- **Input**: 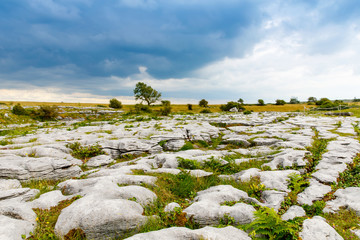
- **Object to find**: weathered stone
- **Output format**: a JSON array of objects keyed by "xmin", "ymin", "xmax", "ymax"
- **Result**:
[
  {"xmin": 86, "ymin": 155, "xmax": 113, "ymax": 167},
  {"xmin": 55, "ymin": 195, "xmax": 148, "ymax": 239},
  {"xmin": 299, "ymin": 216, "xmax": 343, "ymax": 240},
  {"xmin": 31, "ymin": 190, "xmax": 71, "ymax": 210},
  {"xmin": 261, "ymin": 190, "xmax": 287, "ymax": 211},
  {"xmin": 263, "ymin": 149, "xmax": 308, "ymax": 170},
  {"xmin": 0, "ymin": 179, "xmax": 21, "ymax": 191},
  {"xmin": 297, "ymin": 179, "xmax": 332, "ymax": 205},
  {"xmin": 323, "ymin": 187, "xmax": 360, "ymax": 215},
  {"xmin": 0, "ymin": 215, "xmax": 35, "ymax": 240},
  {"xmin": 164, "ymin": 202, "xmax": 181, "ymax": 213},
  {"xmin": 125, "ymin": 226, "xmax": 251, "ymax": 240},
  {"xmin": 281, "ymin": 205, "xmax": 306, "ymax": 220}
]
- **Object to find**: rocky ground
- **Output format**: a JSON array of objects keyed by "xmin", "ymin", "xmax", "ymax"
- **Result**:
[{"xmin": 0, "ymin": 111, "xmax": 359, "ymax": 239}]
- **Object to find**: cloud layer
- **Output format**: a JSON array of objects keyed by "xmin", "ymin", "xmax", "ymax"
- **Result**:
[{"xmin": 0, "ymin": 0, "xmax": 359, "ymax": 103}]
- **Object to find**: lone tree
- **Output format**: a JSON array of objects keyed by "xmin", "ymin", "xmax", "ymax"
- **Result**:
[
  {"xmin": 275, "ymin": 99, "xmax": 286, "ymax": 105},
  {"xmin": 199, "ymin": 99, "xmax": 208, "ymax": 108},
  {"xmin": 289, "ymin": 97, "xmax": 300, "ymax": 104},
  {"xmin": 134, "ymin": 82, "xmax": 161, "ymax": 106}
]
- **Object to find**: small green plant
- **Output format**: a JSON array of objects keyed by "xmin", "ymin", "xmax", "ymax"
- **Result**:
[
  {"xmin": 243, "ymin": 110, "xmax": 252, "ymax": 115},
  {"xmin": 219, "ymin": 214, "xmax": 236, "ymax": 226},
  {"xmin": 334, "ymin": 154, "xmax": 360, "ymax": 188},
  {"xmin": 22, "ymin": 179, "xmax": 61, "ymax": 199},
  {"xmin": 302, "ymin": 200, "xmax": 326, "ymax": 217},
  {"xmin": 244, "ymin": 207, "xmax": 299, "ymax": 240},
  {"xmin": 66, "ymin": 142, "xmax": 105, "ymax": 162},
  {"xmin": 26, "ymin": 196, "xmax": 83, "ymax": 240},
  {"xmin": 287, "ymin": 173, "xmax": 309, "ymax": 194},
  {"xmin": 177, "ymin": 157, "xmax": 201, "ymax": 170},
  {"xmin": 305, "ymin": 129, "xmax": 331, "ymax": 173},
  {"xmin": 12, "ymin": 103, "xmax": 28, "ymax": 115},
  {"xmin": 335, "ymin": 121, "xmax": 342, "ymax": 128},
  {"xmin": 0, "ymin": 138, "xmax": 13, "ymax": 146},
  {"xmin": 179, "ymin": 142, "xmax": 194, "ymax": 151},
  {"xmin": 248, "ymin": 182, "xmax": 266, "ymax": 199},
  {"xmin": 323, "ymin": 208, "xmax": 360, "ymax": 240}
]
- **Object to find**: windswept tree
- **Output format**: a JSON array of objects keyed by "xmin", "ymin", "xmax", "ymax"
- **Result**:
[
  {"xmin": 238, "ymin": 98, "xmax": 244, "ymax": 104},
  {"xmin": 133, "ymin": 82, "xmax": 161, "ymax": 106}
]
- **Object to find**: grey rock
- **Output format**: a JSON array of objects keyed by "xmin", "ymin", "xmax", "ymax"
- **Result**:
[
  {"xmin": 281, "ymin": 205, "xmax": 306, "ymax": 220},
  {"xmin": 0, "ymin": 188, "xmax": 39, "ymax": 202},
  {"xmin": 261, "ymin": 190, "xmax": 287, "ymax": 211},
  {"xmin": 0, "ymin": 201, "xmax": 36, "ymax": 225},
  {"xmin": 164, "ymin": 202, "xmax": 181, "ymax": 213},
  {"xmin": 163, "ymin": 140, "xmax": 185, "ymax": 151},
  {"xmin": 234, "ymin": 168, "xmax": 261, "ymax": 182},
  {"xmin": 0, "ymin": 179, "xmax": 21, "ymax": 191},
  {"xmin": 299, "ymin": 216, "xmax": 343, "ymax": 240},
  {"xmin": 86, "ymin": 155, "xmax": 113, "ymax": 167},
  {"xmin": 263, "ymin": 149, "xmax": 308, "ymax": 170},
  {"xmin": 0, "ymin": 215, "xmax": 35, "ymax": 240},
  {"xmin": 259, "ymin": 170, "xmax": 299, "ymax": 192},
  {"xmin": 252, "ymin": 138, "xmax": 281, "ymax": 146},
  {"xmin": 125, "ymin": 226, "xmax": 251, "ymax": 240},
  {"xmin": 297, "ymin": 179, "xmax": 332, "ymax": 205},
  {"xmin": 323, "ymin": 187, "xmax": 360, "ymax": 215},
  {"xmin": 31, "ymin": 190, "xmax": 71, "ymax": 210},
  {"xmin": 55, "ymin": 195, "xmax": 148, "ymax": 239}
]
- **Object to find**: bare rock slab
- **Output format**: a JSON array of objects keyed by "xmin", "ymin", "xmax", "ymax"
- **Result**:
[
  {"xmin": 125, "ymin": 226, "xmax": 251, "ymax": 240},
  {"xmin": 299, "ymin": 216, "xmax": 343, "ymax": 240},
  {"xmin": 55, "ymin": 195, "xmax": 148, "ymax": 240}
]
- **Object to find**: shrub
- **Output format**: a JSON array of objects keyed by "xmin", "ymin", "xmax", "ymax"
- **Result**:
[
  {"xmin": 258, "ymin": 99, "xmax": 265, "ymax": 106},
  {"xmin": 243, "ymin": 110, "xmax": 252, "ymax": 115},
  {"xmin": 199, "ymin": 99, "xmax": 208, "ymax": 108},
  {"xmin": 177, "ymin": 157, "xmax": 201, "ymax": 170},
  {"xmin": 275, "ymin": 99, "xmax": 286, "ymax": 105},
  {"xmin": 109, "ymin": 98, "xmax": 122, "ymax": 109},
  {"xmin": 303, "ymin": 200, "xmax": 326, "ymax": 217},
  {"xmin": 289, "ymin": 97, "xmax": 300, "ymax": 104},
  {"xmin": 66, "ymin": 142, "xmax": 105, "ymax": 162},
  {"xmin": 31, "ymin": 106, "xmax": 59, "ymax": 121},
  {"xmin": 179, "ymin": 142, "xmax": 194, "ymax": 151},
  {"xmin": 134, "ymin": 103, "xmax": 152, "ymax": 113},
  {"xmin": 12, "ymin": 103, "xmax": 28, "ymax": 115},
  {"xmin": 220, "ymin": 101, "xmax": 245, "ymax": 112},
  {"xmin": 187, "ymin": 104, "xmax": 193, "ymax": 110},
  {"xmin": 200, "ymin": 109, "xmax": 212, "ymax": 113},
  {"xmin": 160, "ymin": 100, "xmax": 171, "ymax": 116}
]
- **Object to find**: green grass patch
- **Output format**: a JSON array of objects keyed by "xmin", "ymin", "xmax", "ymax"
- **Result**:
[
  {"xmin": 22, "ymin": 179, "xmax": 62, "ymax": 199},
  {"xmin": 26, "ymin": 196, "xmax": 83, "ymax": 240},
  {"xmin": 66, "ymin": 142, "xmax": 105, "ymax": 163},
  {"xmin": 323, "ymin": 208, "xmax": 360, "ymax": 240}
]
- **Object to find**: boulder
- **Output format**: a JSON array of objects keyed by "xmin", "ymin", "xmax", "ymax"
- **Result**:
[
  {"xmin": 297, "ymin": 179, "xmax": 332, "ymax": 206},
  {"xmin": 281, "ymin": 205, "xmax": 306, "ymax": 220},
  {"xmin": 0, "ymin": 215, "xmax": 35, "ymax": 240},
  {"xmin": 323, "ymin": 187, "xmax": 360, "ymax": 215},
  {"xmin": 125, "ymin": 226, "xmax": 251, "ymax": 240},
  {"xmin": 55, "ymin": 195, "xmax": 148, "ymax": 239},
  {"xmin": 31, "ymin": 190, "xmax": 71, "ymax": 210},
  {"xmin": 299, "ymin": 216, "xmax": 343, "ymax": 240},
  {"xmin": 261, "ymin": 190, "xmax": 287, "ymax": 211}
]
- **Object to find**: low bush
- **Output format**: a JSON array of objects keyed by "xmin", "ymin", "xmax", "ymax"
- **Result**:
[
  {"xmin": 66, "ymin": 142, "xmax": 105, "ymax": 162},
  {"xmin": 244, "ymin": 206, "xmax": 299, "ymax": 239},
  {"xmin": 134, "ymin": 103, "xmax": 152, "ymax": 113},
  {"xmin": 275, "ymin": 99, "xmax": 286, "ymax": 105},
  {"xmin": 109, "ymin": 98, "xmax": 122, "ymax": 109},
  {"xmin": 30, "ymin": 106, "xmax": 59, "ymax": 121},
  {"xmin": 220, "ymin": 101, "xmax": 245, "ymax": 112},
  {"xmin": 200, "ymin": 109, "xmax": 212, "ymax": 113},
  {"xmin": 187, "ymin": 104, "xmax": 193, "ymax": 110},
  {"xmin": 12, "ymin": 103, "xmax": 28, "ymax": 115},
  {"xmin": 160, "ymin": 100, "xmax": 171, "ymax": 116}
]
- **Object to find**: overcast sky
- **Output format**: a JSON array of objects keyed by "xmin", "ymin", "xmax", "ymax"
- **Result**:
[{"xmin": 0, "ymin": 0, "xmax": 360, "ymax": 104}]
